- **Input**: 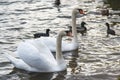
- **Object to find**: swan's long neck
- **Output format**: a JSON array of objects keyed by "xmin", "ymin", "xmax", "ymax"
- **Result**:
[
  {"xmin": 72, "ymin": 9, "xmax": 78, "ymax": 43},
  {"xmin": 56, "ymin": 32, "xmax": 63, "ymax": 62}
]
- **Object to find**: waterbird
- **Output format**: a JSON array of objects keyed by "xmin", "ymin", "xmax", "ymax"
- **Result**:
[
  {"xmin": 54, "ymin": 0, "xmax": 61, "ymax": 6},
  {"xmin": 5, "ymin": 30, "xmax": 72, "ymax": 72},
  {"xmin": 105, "ymin": 23, "xmax": 116, "ymax": 37},
  {"xmin": 101, "ymin": 9, "xmax": 120, "ymax": 16},
  {"xmin": 54, "ymin": 0, "xmax": 61, "ymax": 11},
  {"xmin": 34, "ymin": 29, "xmax": 50, "ymax": 38},
  {"xmin": 69, "ymin": 21, "xmax": 87, "ymax": 36},
  {"xmin": 15, "ymin": 8, "xmax": 85, "ymax": 53},
  {"xmin": 34, "ymin": 8, "xmax": 85, "ymax": 52}
]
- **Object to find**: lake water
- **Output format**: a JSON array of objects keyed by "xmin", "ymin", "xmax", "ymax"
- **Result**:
[{"xmin": 0, "ymin": 0, "xmax": 120, "ymax": 80}]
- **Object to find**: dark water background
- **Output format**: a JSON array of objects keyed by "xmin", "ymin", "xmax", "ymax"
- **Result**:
[
  {"xmin": 107, "ymin": 0, "xmax": 120, "ymax": 10},
  {"xmin": 0, "ymin": 0, "xmax": 120, "ymax": 80}
]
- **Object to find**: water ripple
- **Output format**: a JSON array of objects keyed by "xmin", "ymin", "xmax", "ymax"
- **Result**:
[{"xmin": 1, "ymin": 0, "xmax": 120, "ymax": 80}]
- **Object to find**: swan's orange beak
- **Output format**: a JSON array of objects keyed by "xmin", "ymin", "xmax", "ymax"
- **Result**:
[
  {"xmin": 78, "ymin": 9, "xmax": 85, "ymax": 14},
  {"xmin": 79, "ymin": 10, "xmax": 85, "ymax": 14}
]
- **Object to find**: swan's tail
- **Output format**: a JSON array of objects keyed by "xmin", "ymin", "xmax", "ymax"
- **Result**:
[
  {"xmin": 4, "ymin": 53, "xmax": 18, "ymax": 65},
  {"xmin": 4, "ymin": 53, "xmax": 35, "ymax": 72}
]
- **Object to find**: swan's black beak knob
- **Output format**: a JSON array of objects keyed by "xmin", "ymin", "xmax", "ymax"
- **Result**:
[
  {"xmin": 65, "ymin": 31, "xmax": 73, "ymax": 37},
  {"xmin": 78, "ymin": 9, "xmax": 85, "ymax": 14}
]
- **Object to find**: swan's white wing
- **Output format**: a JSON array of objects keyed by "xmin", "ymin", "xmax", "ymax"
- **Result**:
[
  {"xmin": 39, "ymin": 37, "xmax": 77, "ymax": 52},
  {"xmin": 40, "ymin": 37, "xmax": 57, "ymax": 52},
  {"xmin": 61, "ymin": 41, "xmax": 78, "ymax": 51},
  {"xmin": 17, "ymin": 40, "xmax": 58, "ymax": 72},
  {"xmin": 4, "ymin": 53, "xmax": 39, "ymax": 72},
  {"xmin": 40, "ymin": 37, "xmax": 70, "ymax": 52}
]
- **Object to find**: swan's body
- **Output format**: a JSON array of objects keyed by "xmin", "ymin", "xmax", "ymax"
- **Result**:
[
  {"xmin": 38, "ymin": 37, "xmax": 78, "ymax": 52},
  {"xmin": 31, "ymin": 8, "xmax": 84, "ymax": 52},
  {"xmin": 5, "ymin": 30, "xmax": 71, "ymax": 72}
]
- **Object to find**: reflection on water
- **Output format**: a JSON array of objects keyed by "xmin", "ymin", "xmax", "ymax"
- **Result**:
[
  {"xmin": 67, "ymin": 50, "xmax": 79, "ymax": 75},
  {"xmin": 69, "ymin": 57, "xmax": 78, "ymax": 74},
  {"xmin": 28, "ymin": 73, "xmax": 53, "ymax": 80},
  {"xmin": 1, "ymin": 0, "xmax": 120, "ymax": 80},
  {"xmin": 1, "ymin": 68, "xmax": 54, "ymax": 80},
  {"xmin": 52, "ymin": 70, "xmax": 67, "ymax": 80},
  {"xmin": 0, "ymin": 68, "xmax": 67, "ymax": 80}
]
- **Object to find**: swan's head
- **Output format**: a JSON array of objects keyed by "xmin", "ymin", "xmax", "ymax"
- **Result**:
[
  {"xmin": 59, "ymin": 30, "xmax": 72, "ymax": 37},
  {"xmin": 72, "ymin": 8, "xmax": 85, "ymax": 16}
]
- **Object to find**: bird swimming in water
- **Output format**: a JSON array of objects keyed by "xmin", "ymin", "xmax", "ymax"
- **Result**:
[
  {"xmin": 101, "ymin": 9, "xmax": 109, "ymax": 16},
  {"xmin": 34, "ymin": 29, "xmax": 50, "ymax": 38},
  {"xmin": 105, "ymin": 23, "xmax": 116, "ymax": 37},
  {"xmin": 54, "ymin": 0, "xmax": 61, "ymax": 6},
  {"xmin": 54, "ymin": 0, "xmax": 61, "ymax": 11},
  {"xmin": 77, "ymin": 21, "xmax": 87, "ymax": 36},
  {"xmin": 69, "ymin": 21, "xmax": 87, "ymax": 36},
  {"xmin": 101, "ymin": 9, "xmax": 120, "ymax": 16}
]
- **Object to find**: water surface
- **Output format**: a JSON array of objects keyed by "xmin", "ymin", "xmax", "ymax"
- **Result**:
[{"xmin": 0, "ymin": 0, "xmax": 120, "ymax": 80}]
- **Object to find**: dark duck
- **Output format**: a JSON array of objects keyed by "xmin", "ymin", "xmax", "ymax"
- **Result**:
[
  {"xmin": 101, "ymin": 9, "xmax": 109, "ymax": 16},
  {"xmin": 101, "ymin": 9, "xmax": 120, "ymax": 16},
  {"xmin": 105, "ymin": 23, "xmax": 116, "ymax": 37},
  {"xmin": 34, "ymin": 29, "xmax": 50, "ymax": 38},
  {"xmin": 54, "ymin": 0, "xmax": 61, "ymax": 6},
  {"xmin": 54, "ymin": 0, "xmax": 61, "ymax": 11},
  {"xmin": 69, "ymin": 21, "xmax": 87, "ymax": 36},
  {"xmin": 77, "ymin": 21, "xmax": 87, "ymax": 36}
]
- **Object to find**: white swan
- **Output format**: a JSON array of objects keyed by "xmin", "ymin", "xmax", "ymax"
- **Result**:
[
  {"xmin": 5, "ymin": 30, "xmax": 71, "ymax": 72},
  {"xmin": 28, "ymin": 8, "xmax": 84, "ymax": 52}
]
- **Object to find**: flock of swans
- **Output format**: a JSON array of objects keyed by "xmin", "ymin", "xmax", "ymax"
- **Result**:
[{"xmin": 5, "ymin": 8, "xmax": 85, "ymax": 72}]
